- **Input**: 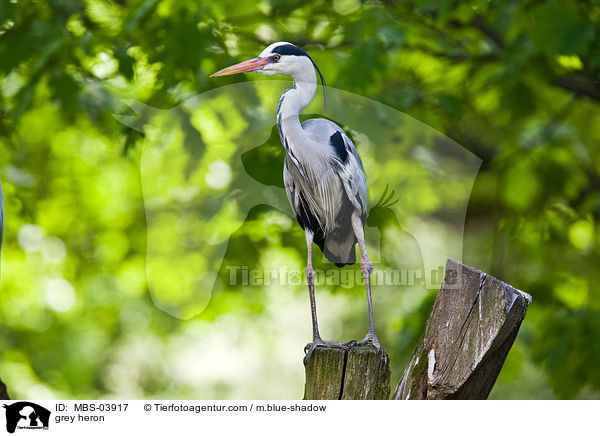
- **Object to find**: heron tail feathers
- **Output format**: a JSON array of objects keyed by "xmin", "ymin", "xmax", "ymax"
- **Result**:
[{"xmin": 317, "ymin": 231, "xmax": 357, "ymax": 267}]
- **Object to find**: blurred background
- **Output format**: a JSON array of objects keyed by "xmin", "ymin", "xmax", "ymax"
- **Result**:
[{"xmin": 0, "ymin": 0, "xmax": 599, "ymax": 399}]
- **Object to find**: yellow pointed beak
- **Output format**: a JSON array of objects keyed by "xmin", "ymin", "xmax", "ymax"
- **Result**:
[{"xmin": 210, "ymin": 57, "xmax": 270, "ymax": 77}]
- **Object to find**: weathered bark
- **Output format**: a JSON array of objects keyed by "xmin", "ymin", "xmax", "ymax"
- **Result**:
[
  {"xmin": 304, "ymin": 345, "xmax": 390, "ymax": 400},
  {"xmin": 394, "ymin": 258, "xmax": 532, "ymax": 399}
]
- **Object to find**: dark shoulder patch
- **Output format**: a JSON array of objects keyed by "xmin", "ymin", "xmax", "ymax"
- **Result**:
[
  {"xmin": 329, "ymin": 131, "xmax": 348, "ymax": 163},
  {"xmin": 272, "ymin": 44, "xmax": 309, "ymax": 57}
]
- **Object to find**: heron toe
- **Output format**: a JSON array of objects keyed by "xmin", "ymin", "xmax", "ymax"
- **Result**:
[
  {"xmin": 355, "ymin": 332, "xmax": 382, "ymax": 351},
  {"xmin": 303, "ymin": 338, "xmax": 352, "ymax": 365}
]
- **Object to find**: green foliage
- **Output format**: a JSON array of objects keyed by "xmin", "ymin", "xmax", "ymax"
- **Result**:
[{"xmin": 0, "ymin": 0, "xmax": 599, "ymax": 399}]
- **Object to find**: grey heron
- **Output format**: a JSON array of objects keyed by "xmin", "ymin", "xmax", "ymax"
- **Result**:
[{"xmin": 211, "ymin": 42, "xmax": 381, "ymax": 363}]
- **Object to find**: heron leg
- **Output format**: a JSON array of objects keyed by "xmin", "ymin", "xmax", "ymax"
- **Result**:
[
  {"xmin": 304, "ymin": 229, "xmax": 349, "ymax": 365},
  {"xmin": 351, "ymin": 212, "xmax": 382, "ymax": 351},
  {"xmin": 305, "ymin": 229, "xmax": 320, "ymax": 342}
]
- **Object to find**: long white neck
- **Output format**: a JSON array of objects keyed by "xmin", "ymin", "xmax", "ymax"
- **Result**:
[{"xmin": 276, "ymin": 66, "xmax": 317, "ymax": 152}]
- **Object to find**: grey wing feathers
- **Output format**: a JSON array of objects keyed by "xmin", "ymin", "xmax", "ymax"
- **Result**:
[
  {"xmin": 340, "ymin": 134, "xmax": 368, "ymax": 223},
  {"xmin": 302, "ymin": 118, "xmax": 368, "ymax": 222},
  {"xmin": 283, "ymin": 160, "xmax": 297, "ymax": 217}
]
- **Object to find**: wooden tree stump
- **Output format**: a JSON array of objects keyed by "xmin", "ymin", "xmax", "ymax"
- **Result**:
[
  {"xmin": 393, "ymin": 258, "xmax": 532, "ymax": 399},
  {"xmin": 304, "ymin": 345, "xmax": 390, "ymax": 400}
]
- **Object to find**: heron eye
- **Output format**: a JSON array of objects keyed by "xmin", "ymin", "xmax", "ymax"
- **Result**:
[{"xmin": 272, "ymin": 55, "xmax": 281, "ymax": 62}]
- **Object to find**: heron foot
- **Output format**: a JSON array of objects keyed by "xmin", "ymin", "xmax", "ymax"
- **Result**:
[
  {"xmin": 355, "ymin": 332, "xmax": 382, "ymax": 352},
  {"xmin": 304, "ymin": 338, "xmax": 351, "ymax": 365}
]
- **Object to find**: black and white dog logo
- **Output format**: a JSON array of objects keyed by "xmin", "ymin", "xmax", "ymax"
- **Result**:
[{"xmin": 3, "ymin": 402, "xmax": 50, "ymax": 433}]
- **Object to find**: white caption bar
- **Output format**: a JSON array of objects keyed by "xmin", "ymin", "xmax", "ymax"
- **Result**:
[{"xmin": 0, "ymin": 400, "xmax": 594, "ymax": 435}]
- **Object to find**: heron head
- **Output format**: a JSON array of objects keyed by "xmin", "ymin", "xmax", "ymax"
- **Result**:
[{"xmin": 210, "ymin": 42, "xmax": 326, "ymax": 87}]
